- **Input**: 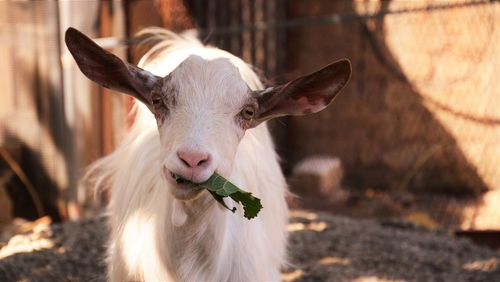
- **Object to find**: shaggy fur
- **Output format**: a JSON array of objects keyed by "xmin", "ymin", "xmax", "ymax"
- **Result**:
[
  {"xmin": 87, "ymin": 30, "xmax": 288, "ymax": 281},
  {"xmin": 69, "ymin": 25, "xmax": 351, "ymax": 281}
]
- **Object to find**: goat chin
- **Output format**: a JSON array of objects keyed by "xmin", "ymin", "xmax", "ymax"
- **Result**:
[
  {"xmin": 85, "ymin": 28, "xmax": 288, "ymax": 282},
  {"xmin": 171, "ymin": 200, "xmax": 188, "ymax": 227}
]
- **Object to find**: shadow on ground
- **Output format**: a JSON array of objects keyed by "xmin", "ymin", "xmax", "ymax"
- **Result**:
[{"xmin": 1, "ymin": 212, "xmax": 499, "ymax": 282}]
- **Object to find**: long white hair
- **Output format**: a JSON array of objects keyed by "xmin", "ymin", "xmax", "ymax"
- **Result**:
[
  {"xmin": 68, "ymin": 22, "xmax": 350, "ymax": 280},
  {"xmin": 85, "ymin": 28, "xmax": 289, "ymax": 282}
]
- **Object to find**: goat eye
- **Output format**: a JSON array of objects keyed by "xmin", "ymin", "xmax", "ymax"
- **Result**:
[
  {"xmin": 151, "ymin": 95, "xmax": 163, "ymax": 106},
  {"xmin": 241, "ymin": 106, "xmax": 255, "ymax": 120}
]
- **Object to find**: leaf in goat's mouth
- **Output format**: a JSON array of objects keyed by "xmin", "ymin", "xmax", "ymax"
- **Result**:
[
  {"xmin": 173, "ymin": 173, "xmax": 263, "ymax": 220},
  {"xmin": 173, "ymin": 173, "xmax": 189, "ymax": 184}
]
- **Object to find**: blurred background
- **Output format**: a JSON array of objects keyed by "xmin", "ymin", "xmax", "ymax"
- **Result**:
[{"xmin": 0, "ymin": 0, "xmax": 498, "ymax": 245}]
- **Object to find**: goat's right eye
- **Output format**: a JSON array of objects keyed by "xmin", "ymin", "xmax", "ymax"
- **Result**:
[{"xmin": 151, "ymin": 95, "xmax": 163, "ymax": 106}]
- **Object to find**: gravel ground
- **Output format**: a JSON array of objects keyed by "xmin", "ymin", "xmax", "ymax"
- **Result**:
[{"xmin": 0, "ymin": 211, "xmax": 499, "ymax": 282}]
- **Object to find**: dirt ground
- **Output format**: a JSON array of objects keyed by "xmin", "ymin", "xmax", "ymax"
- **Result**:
[{"xmin": 0, "ymin": 211, "xmax": 499, "ymax": 282}]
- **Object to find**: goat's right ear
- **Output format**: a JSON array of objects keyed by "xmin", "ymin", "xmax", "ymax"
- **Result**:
[{"xmin": 65, "ymin": 27, "xmax": 159, "ymax": 104}]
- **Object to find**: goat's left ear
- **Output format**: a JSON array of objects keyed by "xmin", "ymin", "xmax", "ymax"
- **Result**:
[{"xmin": 253, "ymin": 59, "xmax": 351, "ymax": 125}]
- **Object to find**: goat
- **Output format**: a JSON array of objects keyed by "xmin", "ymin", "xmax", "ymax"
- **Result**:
[{"xmin": 65, "ymin": 27, "xmax": 351, "ymax": 282}]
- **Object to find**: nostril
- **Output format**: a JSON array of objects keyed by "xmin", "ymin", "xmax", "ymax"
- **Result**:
[{"xmin": 180, "ymin": 158, "xmax": 190, "ymax": 168}]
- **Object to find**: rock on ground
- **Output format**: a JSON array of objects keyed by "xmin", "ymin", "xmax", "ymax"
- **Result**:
[{"xmin": 0, "ymin": 211, "xmax": 499, "ymax": 282}]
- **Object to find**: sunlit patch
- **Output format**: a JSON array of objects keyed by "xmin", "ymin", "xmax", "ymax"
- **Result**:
[
  {"xmin": 289, "ymin": 210, "xmax": 318, "ymax": 220},
  {"xmin": 351, "ymin": 276, "xmax": 405, "ymax": 282},
  {"xmin": 281, "ymin": 269, "xmax": 304, "ymax": 282},
  {"xmin": 463, "ymin": 258, "xmax": 499, "ymax": 272},
  {"xmin": 121, "ymin": 210, "xmax": 164, "ymax": 277},
  {"xmin": 318, "ymin": 256, "xmax": 352, "ymax": 266},
  {"xmin": 0, "ymin": 236, "xmax": 54, "ymax": 259},
  {"xmin": 404, "ymin": 212, "xmax": 438, "ymax": 230},
  {"xmin": 287, "ymin": 221, "xmax": 328, "ymax": 232}
]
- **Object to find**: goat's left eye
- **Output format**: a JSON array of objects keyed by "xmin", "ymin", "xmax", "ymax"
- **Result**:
[{"xmin": 241, "ymin": 106, "xmax": 255, "ymax": 120}]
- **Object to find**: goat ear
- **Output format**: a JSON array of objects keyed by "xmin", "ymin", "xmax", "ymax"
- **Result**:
[
  {"xmin": 253, "ymin": 59, "xmax": 351, "ymax": 124},
  {"xmin": 65, "ymin": 27, "xmax": 159, "ymax": 104}
]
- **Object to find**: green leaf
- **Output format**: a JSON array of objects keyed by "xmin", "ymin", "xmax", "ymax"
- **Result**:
[
  {"xmin": 174, "ymin": 173, "xmax": 263, "ymax": 220},
  {"xmin": 207, "ymin": 190, "xmax": 237, "ymax": 213},
  {"xmin": 201, "ymin": 174, "xmax": 239, "ymax": 196},
  {"xmin": 228, "ymin": 190, "xmax": 263, "ymax": 220},
  {"xmin": 173, "ymin": 174, "xmax": 187, "ymax": 184}
]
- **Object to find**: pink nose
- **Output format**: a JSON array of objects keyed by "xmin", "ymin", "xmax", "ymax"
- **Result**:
[{"xmin": 177, "ymin": 151, "xmax": 211, "ymax": 168}]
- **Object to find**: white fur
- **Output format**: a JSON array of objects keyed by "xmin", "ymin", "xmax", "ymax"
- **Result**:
[{"xmin": 86, "ymin": 29, "xmax": 288, "ymax": 282}]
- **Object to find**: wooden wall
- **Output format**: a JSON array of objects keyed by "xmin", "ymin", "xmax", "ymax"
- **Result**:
[
  {"xmin": 0, "ymin": 1, "xmax": 70, "ymax": 220},
  {"xmin": 0, "ymin": 0, "xmax": 130, "ymax": 221}
]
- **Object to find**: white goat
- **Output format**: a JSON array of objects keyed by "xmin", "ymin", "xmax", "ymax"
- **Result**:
[{"xmin": 65, "ymin": 27, "xmax": 351, "ymax": 282}]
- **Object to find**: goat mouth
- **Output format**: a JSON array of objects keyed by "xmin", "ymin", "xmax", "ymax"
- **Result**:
[
  {"xmin": 168, "ymin": 171, "xmax": 204, "ymax": 191},
  {"xmin": 165, "ymin": 171, "xmax": 205, "ymax": 200},
  {"xmin": 171, "ymin": 172, "xmax": 187, "ymax": 184}
]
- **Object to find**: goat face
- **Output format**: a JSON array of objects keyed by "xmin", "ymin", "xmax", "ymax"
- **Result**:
[
  {"xmin": 65, "ymin": 27, "xmax": 352, "ymax": 201},
  {"xmin": 152, "ymin": 56, "xmax": 253, "ymax": 199}
]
